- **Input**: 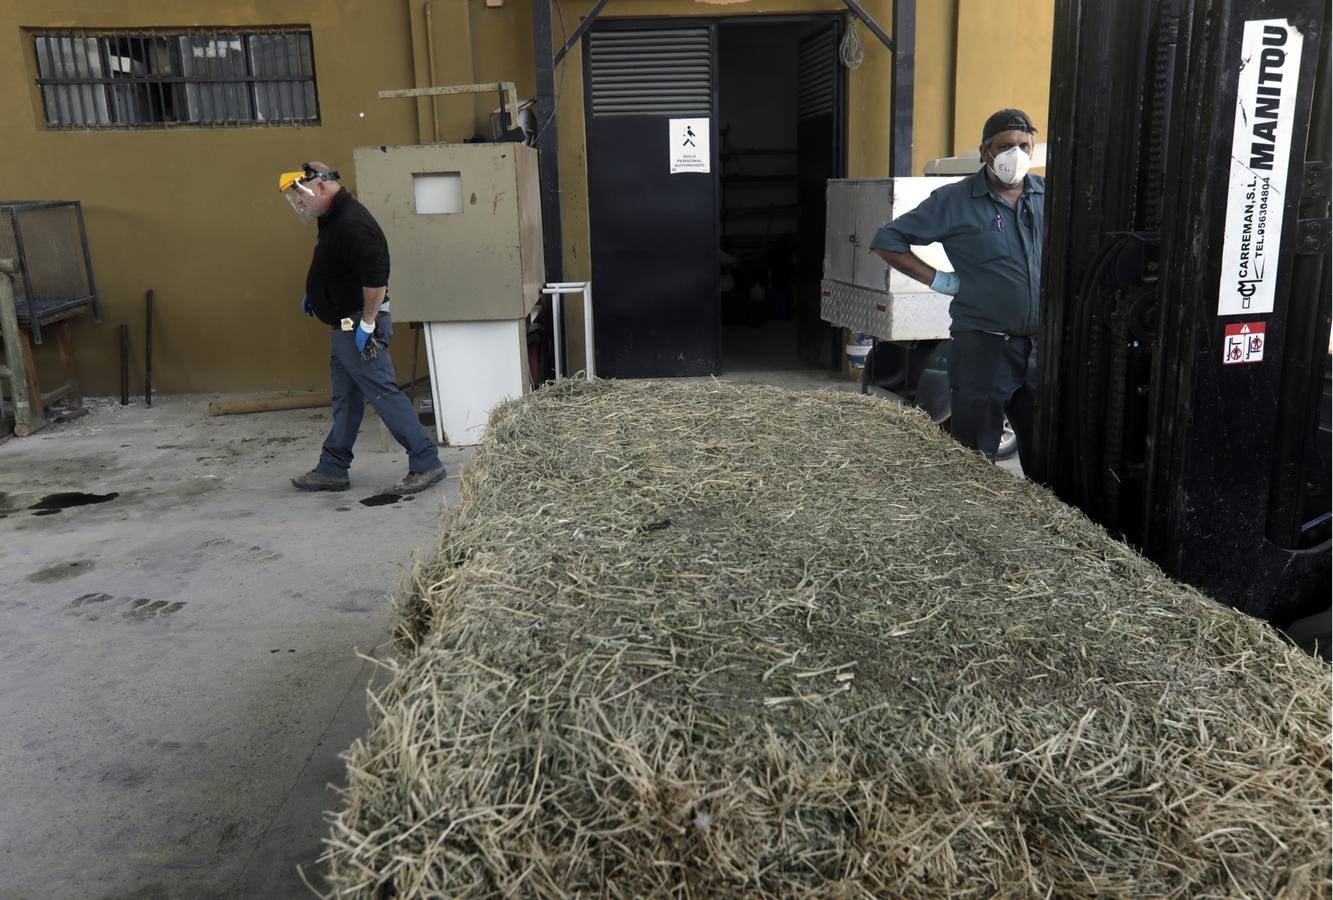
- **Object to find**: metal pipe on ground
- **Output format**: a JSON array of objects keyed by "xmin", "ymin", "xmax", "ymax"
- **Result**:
[
  {"xmin": 119, "ymin": 324, "xmax": 129, "ymax": 407},
  {"xmin": 145, "ymin": 289, "xmax": 153, "ymax": 408},
  {"xmin": 408, "ymin": 322, "xmax": 421, "ymax": 411}
]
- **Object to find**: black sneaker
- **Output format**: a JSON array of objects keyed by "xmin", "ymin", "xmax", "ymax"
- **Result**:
[
  {"xmin": 291, "ymin": 470, "xmax": 350, "ymax": 492},
  {"xmin": 393, "ymin": 465, "xmax": 447, "ymax": 494}
]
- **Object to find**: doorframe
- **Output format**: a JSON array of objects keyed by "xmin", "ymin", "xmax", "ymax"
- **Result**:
[{"xmin": 581, "ymin": 13, "xmax": 849, "ymax": 374}]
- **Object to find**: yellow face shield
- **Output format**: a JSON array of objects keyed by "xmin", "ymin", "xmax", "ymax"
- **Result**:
[{"xmin": 279, "ymin": 170, "xmax": 319, "ymax": 224}]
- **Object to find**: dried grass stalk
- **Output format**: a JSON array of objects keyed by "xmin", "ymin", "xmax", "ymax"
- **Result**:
[{"xmin": 321, "ymin": 379, "xmax": 1332, "ymax": 899}]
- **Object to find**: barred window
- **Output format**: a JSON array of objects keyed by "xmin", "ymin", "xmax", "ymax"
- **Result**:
[{"xmin": 33, "ymin": 28, "xmax": 319, "ymax": 128}]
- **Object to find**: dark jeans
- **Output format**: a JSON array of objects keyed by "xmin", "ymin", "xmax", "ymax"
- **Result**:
[
  {"xmin": 315, "ymin": 311, "xmax": 440, "ymax": 478},
  {"xmin": 948, "ymin": 331, "xmax": 1037, "ymax": 471}
]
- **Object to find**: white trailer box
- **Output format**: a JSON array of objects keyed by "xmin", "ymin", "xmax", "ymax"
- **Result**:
[{"xmin": 820, "ymin": 177, "xmax": 961, "ymax": 341}]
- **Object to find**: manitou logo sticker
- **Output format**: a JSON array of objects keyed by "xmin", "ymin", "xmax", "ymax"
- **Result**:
[
  {"xmin": 1217, "ymin": 20, "xmax": 1304, "ymax": 317},
  {"xmin": 1223, "ymin": 322, "xmax": 1266, "ymax": 365}
]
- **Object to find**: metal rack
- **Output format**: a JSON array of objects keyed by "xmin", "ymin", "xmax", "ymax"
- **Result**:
[{"xmin": 0, "ymin": 201, "xmax": 100, "ymax": 344}]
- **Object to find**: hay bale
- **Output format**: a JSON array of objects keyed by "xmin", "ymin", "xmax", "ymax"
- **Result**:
[{"xmin": 321, "ymin": 379, "xmax": 1331, "ymax": 898}]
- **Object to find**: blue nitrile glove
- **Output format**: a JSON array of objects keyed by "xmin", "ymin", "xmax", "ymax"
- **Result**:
[
  {"xmin": 930, "ymin": 270, "xmax": 961, "ymax": 296},
  {"xmin": 355, "ymin": 319, "xmax": 379, "ymax": 360},
  {"xmin": 301, "ymin": 294, "xmax": 313, "ymax": 316}
]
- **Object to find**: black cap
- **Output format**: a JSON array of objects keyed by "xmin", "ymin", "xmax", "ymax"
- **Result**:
[{"xmin": 982, "ymin": 108, "xmax": 1037, "ymax": 144}]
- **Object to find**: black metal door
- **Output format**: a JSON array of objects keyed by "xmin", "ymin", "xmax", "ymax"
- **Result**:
[
  {"xmin": 585, "ymin": 25, "xmax": 719, "ymax": 377},
  {"xmin": 795, "ymin": 22, "xmax": 844, "ymax": 368}
]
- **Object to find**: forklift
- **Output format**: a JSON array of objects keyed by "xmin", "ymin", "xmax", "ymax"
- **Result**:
[{"xmin": 1032, "ymin": 0, "xmax": 1330, "ymax": 652}]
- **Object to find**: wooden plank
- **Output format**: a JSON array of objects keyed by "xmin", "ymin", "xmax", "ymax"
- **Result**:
[
  {"xmin": 40, "ymin": 383, "xmax": 76, "ymax": 406},
  {"xmin": 379, "ymin": 81, "xmax": 520, "ymax": 129},
  {"xmin": 208, "ymin": 392, "xmax": 332, "ymax": 417},
  {"xmin": 20, "ymin": 328, "xmax": 43, "ymax": 421}
]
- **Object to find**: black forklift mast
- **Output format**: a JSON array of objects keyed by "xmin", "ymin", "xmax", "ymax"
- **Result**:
[{"xmin": 1033, "ymin": 0, "xmax": 1331, "ymax": 625}]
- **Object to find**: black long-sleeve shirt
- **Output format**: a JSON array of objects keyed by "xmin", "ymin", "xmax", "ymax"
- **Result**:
[{"xmin": 305, "ymin": 190, "xmax": 390, "ymax": 326}]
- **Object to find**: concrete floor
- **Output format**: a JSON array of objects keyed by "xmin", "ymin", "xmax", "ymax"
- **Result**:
[{"xmin": 0, "ymin": 396, "xmax": 473, "ymax": 899}]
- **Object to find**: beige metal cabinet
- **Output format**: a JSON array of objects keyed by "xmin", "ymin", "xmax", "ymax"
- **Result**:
[{"xmin": 353, "ymin": 143, "xmax": 544, "ymax": 322}]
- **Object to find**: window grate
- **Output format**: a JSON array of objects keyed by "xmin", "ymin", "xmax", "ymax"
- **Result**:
[
  {"xmin": 32, "ymin": 27, "xmax": 319, "ymax": 128},
  {"xmin": 588, "ymin": 29, "xmax": 712, "ymax": 118}
]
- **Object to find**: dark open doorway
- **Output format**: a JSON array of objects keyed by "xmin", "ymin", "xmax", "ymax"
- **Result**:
[{"xmin": 718, "ymin": 17, "xmax": 845, "ymax": 375}]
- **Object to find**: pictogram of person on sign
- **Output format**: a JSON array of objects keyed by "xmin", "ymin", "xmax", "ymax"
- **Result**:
[{"xmin": 684, "ymin": 125, "xmax": 697, "ymax": 147}]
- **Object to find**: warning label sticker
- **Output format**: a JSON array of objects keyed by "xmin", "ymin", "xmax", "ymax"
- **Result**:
[
  {"xmin": 669, "ymin": 118, "xmax": 710, "ymax": 174},
  {"xmin": 1223, "ymin": 321, "xmax": 1267, "ymax": 365}
]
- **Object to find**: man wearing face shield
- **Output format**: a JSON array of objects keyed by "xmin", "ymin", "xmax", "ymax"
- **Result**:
[
  {"xmin": 870, "ymin": 109, "xmax": 1044, "ymax": 472},
  {"xmin": 278, "ymin": 162, "xmax": 445, "ymax": 494}
]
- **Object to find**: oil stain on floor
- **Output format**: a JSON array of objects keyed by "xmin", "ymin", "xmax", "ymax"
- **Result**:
[
  {"xmin": 359, "ymin": 493, "xmax": 417, "ymax": 507},
  {"xmin": 30, "ymin": 492, "xmax": 119, "ymax": 516}
]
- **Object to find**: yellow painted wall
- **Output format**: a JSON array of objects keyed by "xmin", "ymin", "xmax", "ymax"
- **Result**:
[
  {"xmin": 1, "ymin": 0, "xmax": 426, "ymax": 397},
  {"xmin": 913, "ymin": 0, "xmax": 957, "ymax": 173},
  {"xmin": 952, "ymin": 0, "xmax": 1054, "ymax": 154},
  {"xmin": 469, "ymin": 0, "xmax": 535, "ymax": 137},
  {"xmin": 409, "ymin": 1, "xmax": 477, "ymax": 144}
]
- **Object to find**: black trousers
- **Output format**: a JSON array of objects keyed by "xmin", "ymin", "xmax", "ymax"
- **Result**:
[{"xmin": 948, "ymin": 331, "xmax": 1038, "ymax": 471}]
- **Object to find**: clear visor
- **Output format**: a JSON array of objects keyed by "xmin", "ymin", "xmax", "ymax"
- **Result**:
[{"xmin": 282, "ymin": 182, "xmax": 317, "ymax": 224}]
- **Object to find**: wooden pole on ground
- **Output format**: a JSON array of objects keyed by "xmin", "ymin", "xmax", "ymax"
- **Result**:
[{"xmin": 207, "ymin": 392, "xmax": 332, "ymax": 417}]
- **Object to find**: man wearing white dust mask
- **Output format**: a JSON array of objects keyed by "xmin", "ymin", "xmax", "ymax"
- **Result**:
[{"xmin": 870, "ymin": 109, "xmax": 1044, "ymax": 472}]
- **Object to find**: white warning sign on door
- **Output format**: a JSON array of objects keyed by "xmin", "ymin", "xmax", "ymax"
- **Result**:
[
  {"xmin": 1216, "ymin": 19, "xmax": 1304, "ymax": 317},
  {"xmin": 669, "ymin": 118, "xmax": 710, "ymax": 174},
  {"xmin": 1223, "ymin": 321, "xmax": 1266, "ymax": 365}
]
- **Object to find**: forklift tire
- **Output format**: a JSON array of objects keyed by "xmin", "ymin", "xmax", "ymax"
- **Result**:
[
  {"xmin": 1281, "ymin": 609, "xmax": 1332, "ymax": 661},
  {"xmin": 996, "ymin": 417, "xmax": 1020, "ymax": 461},
  {"xmin": 937, "ymin": 413, "xmax": 1020, "ymax": 461}
]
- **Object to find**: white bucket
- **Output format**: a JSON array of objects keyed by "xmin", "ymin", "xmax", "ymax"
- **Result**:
[{"xmin": 845, "ymin": 334, "xmax": 874, "ymax": 369}]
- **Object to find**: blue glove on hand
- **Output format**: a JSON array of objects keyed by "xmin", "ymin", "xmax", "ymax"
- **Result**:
[
  {"xmin": 930, "ymin": 270, "xmax": 961, "ymax": 296},
  {"xmin": 301, "ymin": 294, "xmax": 313, "ymax": 316},
  {"xmin": 355, "ymin": 319, "xmax": 379, "ymax": 360}
]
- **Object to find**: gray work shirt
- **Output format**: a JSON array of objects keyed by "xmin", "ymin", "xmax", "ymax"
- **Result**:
[{"xmin": 869, "ymin": 169, "xmax": 1045, "ymax": 336}]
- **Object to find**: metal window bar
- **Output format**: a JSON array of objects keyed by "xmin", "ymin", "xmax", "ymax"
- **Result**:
[
  {"xmin": 281, "ymin": 34, "xmax": 295, "ymax": 122},
  {"xmin": 32, "ymin": 27, "xmax": 319, "ymax": 128}
]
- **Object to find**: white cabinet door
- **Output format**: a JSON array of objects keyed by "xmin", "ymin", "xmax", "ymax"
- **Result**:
[
  {"xmin": 850, "ymin": 180, "xmax": 893, "ymax": 291},
  {"xmin": 822, "ymin": 180, "xmax": 856, "ymax": 284}
]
